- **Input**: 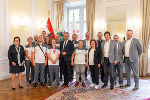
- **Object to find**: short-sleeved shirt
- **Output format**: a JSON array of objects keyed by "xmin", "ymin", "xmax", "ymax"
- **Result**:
[
  {"xmin": 74, "ymin": 47, "xmax": 88, "ymax": 64},
  {"xmin": 47, "ymin": 46, "xmax": 60, "ymax": 65},
  {"xmin": 32, "ymin": 43, "xmax": 47, "ymax": 63},
  {"xmin": 25, "ymin": 44, "xmax": 34, "ymax": 60}
]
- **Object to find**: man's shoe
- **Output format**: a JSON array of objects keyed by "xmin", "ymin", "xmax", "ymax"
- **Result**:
[
  {"xmin": 40, "ymin": 82, "xmax": 45, "ymax": 87},
  {"xmin": 47, "ymin": 83, "xmax": 52, "ymax": 87},
  {"xmin": 120, "ymin": 85, "xmax": 123, "ymax": 89},
  {"xmin": 132, "ymin": 86, "xmax": 139, "ymax": 91},
  {"xmin": 124, "ymin": 84, "xmax": 131, "ymax": 87},
  {"xmin": 44, "ymin": 80, "xmax": 47, "ymax": 84},
  {"xmin": 34, "ymin": 83, "xmax": 38, "ymax": 88},
  {"xmin": 101, "ymin": 79, "xmax": 105, "ymax": 83},
  {"xmin": 110, "ymin": 85, "xmax": 114, "ymax": 90},
  {"xmin": 57, "ymin": 82, "xmax": 60, "ymax": 85},
  {"xmin": 101, "ymin": 84, "xmax": 107, "ymax": 89},
  {"xmin": 29, "ymin": 80, "xmax": 32, "ymax": 84}
]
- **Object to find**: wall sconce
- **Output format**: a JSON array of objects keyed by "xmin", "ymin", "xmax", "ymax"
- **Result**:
[
  {"xmin": 37, "ymin": 19, "xmax": 46, "ymax": 31},
  {"xmin": 12, "ymin": 16, "xmax": 30, "ymax": 29},
  {"xmin": 94, "ymin": 20, "xmax": 106, "ymax": 33}
]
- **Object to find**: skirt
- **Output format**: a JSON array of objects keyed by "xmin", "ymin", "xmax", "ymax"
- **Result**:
[{"xmin": 9, "ymin": 65, "xmax": 25, "ymax": 73}]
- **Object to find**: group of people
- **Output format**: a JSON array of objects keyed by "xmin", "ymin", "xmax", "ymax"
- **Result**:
[{"xmin": 8, "ymin": 30, "xmax": 142, "ymax": 91}]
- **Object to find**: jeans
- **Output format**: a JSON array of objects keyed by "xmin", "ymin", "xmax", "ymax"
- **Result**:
[
  {"xmin": 74, "ymin": 64, "xmax": 85, "ymax": 82},
  {"xmin": 25, "ymin": 60, "xmax": 34, "ymax": 82},
  {"xmin": 48, "ymin": 65, "xmax": 60, "ymax": 84},
  {"xmin": 125, "ymin": 58, "xmax": 139, "ymax": 87},
  {"xmin": 103, "ymin": 58, "xmax": 114, "ymax": 86},
  {"xmin": 114, "ymin": 62, "xmax": 123, "ymax": 85},
  {"xmin": 34, "ymin": 63, "xmax": 45, "ymax": 83}
]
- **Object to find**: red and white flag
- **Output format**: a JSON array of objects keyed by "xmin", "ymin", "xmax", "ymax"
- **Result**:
[{"xmin": 47, "ymin": 17, "xmax": 55, "ymax": 38}]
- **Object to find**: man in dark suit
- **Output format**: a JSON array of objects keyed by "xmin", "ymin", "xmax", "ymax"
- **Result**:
[
  {"xmin": 113, "ymin": 35, "xmax": 124, "ymax": 89},
  {"xmin": 97, "ymin": 32, "xmax": 104, "ymax": 83},
  {"xmin": 60, "ymin": 32, "xmax": 74, "ymax": 86}
]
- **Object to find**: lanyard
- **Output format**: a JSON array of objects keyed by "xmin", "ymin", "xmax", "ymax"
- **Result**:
[
  {"xmin": 53, "ymin": 48, "xmax": 56, "ymax": 54},
  {"xmin": 15, "ymin": 46, "xmax": 21, "ymax": 65}
]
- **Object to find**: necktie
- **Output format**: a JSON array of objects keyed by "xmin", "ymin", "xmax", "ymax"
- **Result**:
[{"xmin": 64, "ymin": 41, "xmax": 67, "ymax": 48}]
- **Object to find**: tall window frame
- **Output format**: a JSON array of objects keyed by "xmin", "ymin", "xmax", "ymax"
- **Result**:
[{"xmin": 66, "ymin": 6, "xmax": 86, "ymax": 40}]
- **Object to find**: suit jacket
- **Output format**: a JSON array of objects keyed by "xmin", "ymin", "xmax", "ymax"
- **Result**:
[
  {"xmin": 123, "ymin": 38, "xmax": 142, "ymax": 62},
  {"xmin": 8, "ymin": 44, "xmax": 25, "ymax": 66},
  {"xmin": 97, "ymin": 39, "xmax": 104, "ymax": 61},
  {"xmin": 101, "ymin": 40, "xmax": 117, "ymax": 63},
  {"xmin": 60, "ymin": 40, "xmax": 74, "ymax": 61},
  {"xmin": 72, "ymin": 40, "xmax": 78, "ymax": 48},
  {"xmin": 116, "ymin": 41, "xmax": 124, "ymax": 62},
  {"xmin": 83, "ymin": 39, "xmax": 90, "ymax": 49}
]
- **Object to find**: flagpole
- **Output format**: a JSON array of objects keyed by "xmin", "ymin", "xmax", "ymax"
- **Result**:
[{"xmin": 73, "ymin": 11, "xmax": 75, "ymax": 32}]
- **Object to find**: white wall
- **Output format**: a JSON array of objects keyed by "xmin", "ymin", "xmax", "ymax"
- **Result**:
[{"xmin": 0, "ymin": 0, "xmax": 11, "ymax": 80}]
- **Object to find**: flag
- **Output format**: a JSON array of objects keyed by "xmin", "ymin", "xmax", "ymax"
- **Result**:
[{"xmin": 47, "ymin": 17, "xmax": 55, "ymax": 38}]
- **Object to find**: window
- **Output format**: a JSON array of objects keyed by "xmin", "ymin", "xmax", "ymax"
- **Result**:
[{"xmin": 66, "ymin": 6, "xmax": 86, "ymax": 40}]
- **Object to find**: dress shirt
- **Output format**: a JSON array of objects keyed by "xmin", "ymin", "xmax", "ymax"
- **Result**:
[
  {"xmin": 125, "ymin": 38, "xmax": 132, "ymax": 57},
  {"xmin": 86, "ymin": 39, "xmax": 90, "ymax": 50},
  {"xmin": 104, "ymin": 40, "xmax": 110, "ymax": 57}
]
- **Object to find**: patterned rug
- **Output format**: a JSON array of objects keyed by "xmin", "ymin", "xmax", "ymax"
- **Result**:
[{"xmin": 45, "ymin": 79, "xmax": 150, "ymax": 100}]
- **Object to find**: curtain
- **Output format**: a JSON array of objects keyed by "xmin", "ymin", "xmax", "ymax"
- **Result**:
[
  {"xmin": 86, "ymin": 0, "xmax": 95, "ymax": 39},
  {"xmin": 94, "ymin": 0, "xmax": 106, "ymax": 39},
  {"xmin": 55, "ymin": 0, "xmax": 64, "ymax": 31},
  {"xmin": 126, "ymin": 0, "xmax": 142, "ymax": 40},
  {"xmin": 139, "ymin": 0, "xmax": 150, "ymax": 76}
]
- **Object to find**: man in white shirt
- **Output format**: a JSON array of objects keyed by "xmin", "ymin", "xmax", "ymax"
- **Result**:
[
  {"xmin": 32, "ymin": 35, "xmax": 47, "ymax": 88},
  {"xmin": 123, "ymin": 30, "xmax": 142, "ymax": 91},
  {"xmin": 83, "ymin": 32, "xmax": 91, "ymax": 79},
  {"xmin": 101, "ymin": 31, "xmax": 117, "ymax": 90}
]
